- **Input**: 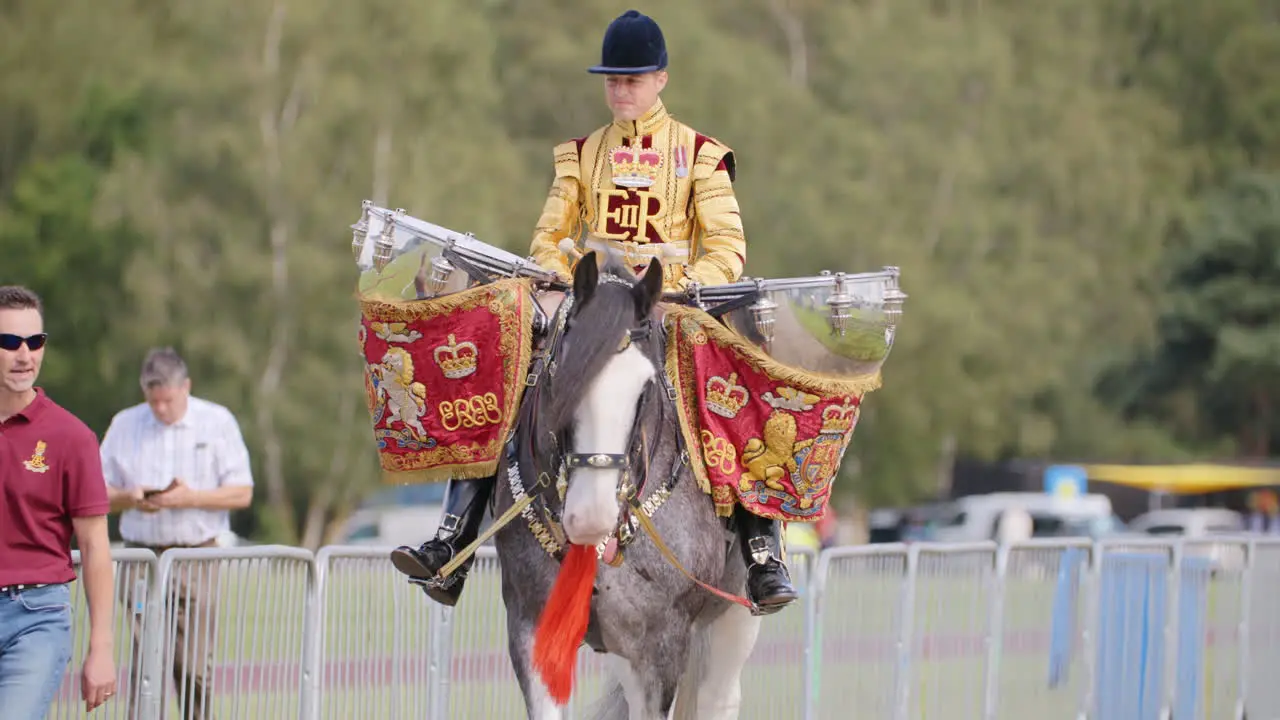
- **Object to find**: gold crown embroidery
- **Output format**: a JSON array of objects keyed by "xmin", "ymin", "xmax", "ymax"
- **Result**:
[
  {"xmin": 433, "ymin": 333, "xmax": 479, "ymax": 379},
  {"xmin": 705, "ymin": 372, "xmax": 749, "ymax": 419},
  {"xmin": 609, "ymin": 145, "xmax": 663, "ymax": 188},
  {"xmin": 23, "ymin": 440, "xmax": 50, "ymax": 474},
  {"xmin": 820, "ymin": 399, "xmax": 858, "ymax": 434}
]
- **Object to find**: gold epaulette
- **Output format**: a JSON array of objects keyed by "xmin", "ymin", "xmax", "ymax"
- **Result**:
[
  {"xmin": 693, "ymin": 137, "xmax": 736, "ymax": 182},
  {"xmin": 552, "ymin": 139, "xmax": 582, "ymax": 180}
]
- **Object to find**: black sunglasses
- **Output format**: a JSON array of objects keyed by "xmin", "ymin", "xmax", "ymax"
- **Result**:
[{"xmin": 0, "ymin": 333, "xmax": 48, "ymax": 352}]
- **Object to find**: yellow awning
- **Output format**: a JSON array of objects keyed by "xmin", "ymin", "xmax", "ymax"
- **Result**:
[{"xmin": 1084, "ymin": 463, "xmax": 1280, "ymax": 494}]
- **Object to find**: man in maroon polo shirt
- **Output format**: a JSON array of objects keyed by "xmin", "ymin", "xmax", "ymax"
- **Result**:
[{"xmin": 0, "ymin": 285, "xmax": 117, "ymax": 716}]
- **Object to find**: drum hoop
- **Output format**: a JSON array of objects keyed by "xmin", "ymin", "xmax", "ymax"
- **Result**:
[
  {"xmin": 358, "ymin": 203, "xmax": 560, "ymax": 284},
  {"xmin": 691, "ymin": 269, "xmax": 904, "ymax": 300}
]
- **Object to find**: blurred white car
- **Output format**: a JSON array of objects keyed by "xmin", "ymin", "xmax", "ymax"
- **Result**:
[{"xmin": 1127, "ymin": 508, "xmax": 1249, "ymax": 572}]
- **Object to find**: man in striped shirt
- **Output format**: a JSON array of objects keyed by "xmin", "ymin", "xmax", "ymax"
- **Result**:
[{"xmin": 101, "ymin": 347, "xmax": 253, "ymax": 719}]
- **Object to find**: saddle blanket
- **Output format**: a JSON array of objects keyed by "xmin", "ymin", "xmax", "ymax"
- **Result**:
[
  {"xmin": 357, "ymin": 278, "xmax": 535, "ymax": 484},
  {"xmin": 663, "ymin": 305, "xmax": 882, "ymax": 522}
]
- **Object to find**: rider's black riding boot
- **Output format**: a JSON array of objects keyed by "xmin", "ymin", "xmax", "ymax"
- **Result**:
[
  {"xmin": 389, "ymin": 475, "xmax": 495, "ymax": 607},
  {"xmin": 734, "ymin": 507, "xmax": 799, "ymax": 615}
]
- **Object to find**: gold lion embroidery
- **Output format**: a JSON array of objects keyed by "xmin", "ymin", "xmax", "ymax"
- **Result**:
[
  {"xmin": 23, "ymin": 440, "xmax": 50, "ymax": 474},
  {"xmin": 739, "ymin": 411, "xmax": 813, "ymax": 494},
  {"xmin": 370, "ymin": 347, "xmax": 429, "ymax": 440}
]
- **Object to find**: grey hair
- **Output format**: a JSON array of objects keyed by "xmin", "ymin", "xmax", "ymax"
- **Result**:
[{"xmin": 140, "ymin": 347, "xmax": 189, "ymax": 389}]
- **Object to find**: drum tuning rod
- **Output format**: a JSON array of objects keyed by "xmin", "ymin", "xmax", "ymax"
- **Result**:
[
  {"xmin": 351, "ymin": 199, "xmax": 371, "ymax": 260},
  {"xmin": 373, "ymin": 208, "xmax": 403, "ymax": 272}
]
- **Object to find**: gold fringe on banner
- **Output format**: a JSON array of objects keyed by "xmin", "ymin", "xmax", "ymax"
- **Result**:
[
  {"xmin": 356, "ymin": 278, "xmax": 536, "ymax": 485},
  {"xmin": 662, "ymin": 304, "xmax": 883, "ymax": 519}
]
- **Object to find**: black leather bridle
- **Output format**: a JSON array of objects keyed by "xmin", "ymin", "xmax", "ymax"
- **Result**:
[{"xmin": 524, "ymin": 274, "xmax": 686, "ymax": 548}]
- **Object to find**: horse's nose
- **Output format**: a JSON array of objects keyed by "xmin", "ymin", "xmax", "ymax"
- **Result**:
[{"xmin": 564, "ymin": 508, "xmax": 613, "ymax": 546}]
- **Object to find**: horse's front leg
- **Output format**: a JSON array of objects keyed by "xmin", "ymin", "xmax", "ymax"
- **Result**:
[
  {"xmin": 674, "ymin": 601, "xmax": 761, "ymax": 720},
  {"xmin": 506, "ymin": 613, "xmax": 565, "ymax": 720},
  {"xmin": 606, "ymin": 644, "xmax": 688, "ymax": 720}
]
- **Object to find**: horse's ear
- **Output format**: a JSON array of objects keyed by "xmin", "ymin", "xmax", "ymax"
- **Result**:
[
  {"xmin": 572, "ymin": 251, "xmax": 599, "ymax": 309},
  {"xmin": 634, "ymin": 257, "xmax": 664, "ymax": 318}
]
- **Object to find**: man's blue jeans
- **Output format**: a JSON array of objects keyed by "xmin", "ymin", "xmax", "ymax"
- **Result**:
[{"xmin": 0, "ymin": 583, "xmax": 73, "ymax": 720}]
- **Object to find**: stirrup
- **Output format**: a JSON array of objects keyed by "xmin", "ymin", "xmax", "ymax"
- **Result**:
[{"xmin": 409, "ymin": 563, "xmax": 469, "ymax": 591}]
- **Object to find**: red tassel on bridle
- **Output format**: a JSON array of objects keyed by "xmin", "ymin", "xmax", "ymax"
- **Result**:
[{"xmin": 532, "ymin": 543, "xmax": 598, "ymax": 704}]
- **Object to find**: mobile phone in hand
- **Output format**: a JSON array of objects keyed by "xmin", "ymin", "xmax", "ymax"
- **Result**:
[{"xmin": 143, "ymin": 479, "xmax": 179, "ymax": 498}]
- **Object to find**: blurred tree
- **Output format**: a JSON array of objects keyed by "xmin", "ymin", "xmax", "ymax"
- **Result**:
[
  {"xmin": 0, "ymin": 83, "xmax": 156, "ymax": 433},
  {"xmin": 1095, "ymin": 0, "xmax": 1280, "ymax": 463},
  {"xmin": 1100, "ymin": 171, "xmax": 1280, "ymax": 458},
  {"xmin": 6, "ymin": 0, "xmax": 1263, "ymax": 531}
]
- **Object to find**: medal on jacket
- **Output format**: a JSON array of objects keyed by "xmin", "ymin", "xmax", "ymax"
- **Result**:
[{"xmin": 674, "ymin": 146, "xmax": 689, "ymax": 178}]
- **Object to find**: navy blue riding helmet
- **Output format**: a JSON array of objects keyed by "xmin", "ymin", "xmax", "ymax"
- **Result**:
[{"xmin": 587, "ymin": 9, "xmax": 668, "ymax": 75}]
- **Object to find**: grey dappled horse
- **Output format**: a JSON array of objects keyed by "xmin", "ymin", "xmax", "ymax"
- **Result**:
[{"xmin": 491, "ymin": 253, "xmax": 762, "ymax": 720}]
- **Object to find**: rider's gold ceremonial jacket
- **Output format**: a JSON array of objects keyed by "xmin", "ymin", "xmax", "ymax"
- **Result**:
[{"xmin": 528, "ymin": 99, "xmax": 746, "ymax": 291}]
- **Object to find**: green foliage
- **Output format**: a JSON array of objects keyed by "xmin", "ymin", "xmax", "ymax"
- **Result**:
[
  {"xmin": 0, "ymin": 81, "xmax": 154, "ymax": 432},
  {"xmin": 4, "ymin": 0, "xmax": 1277, "ymax": 538},
  {"xmin": 1100, "ymin": 171, "xmax": 1280, "ymax": 456}
]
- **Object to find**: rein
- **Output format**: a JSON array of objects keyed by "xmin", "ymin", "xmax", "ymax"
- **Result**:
[
  {"xmin": 434, "ymin": 290, "xmax": 576, "ymax": 582},
  {"xmin": 558, "ymin": 300, "xmax": 757, "ymax": 611}
]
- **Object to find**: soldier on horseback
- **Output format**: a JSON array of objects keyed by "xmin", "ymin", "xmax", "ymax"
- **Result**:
[{"xmin": 390, "ymin": 9, "xmax": 800, "ymax": 615}]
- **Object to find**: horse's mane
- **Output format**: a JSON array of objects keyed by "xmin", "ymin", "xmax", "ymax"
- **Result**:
[
  {"xmin": 545, "ymin": 257, "xmax": 641, "ymax": 429},
  {"xmin": 517, "ymin": 257, "xmax": 655, "ymax": 481}
]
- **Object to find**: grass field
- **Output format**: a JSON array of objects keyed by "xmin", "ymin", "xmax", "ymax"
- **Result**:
[{"xmin": 44, "ymin": 542, "xmax": 1250, "ymax": 719}]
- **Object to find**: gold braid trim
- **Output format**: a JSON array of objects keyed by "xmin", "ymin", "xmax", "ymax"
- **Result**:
[
  {"xmin": 664, "ymin": 343, "xmax": 712, "ymax": 500},
  {"xmin": 663, "ymin": 304, "xmax": 882, "ymax": 516},
  {"xmin": 357, "ymin": 277, "xmax": 532, "ymax": 317},
  {"xmin": 382, "ymin": 461, "xmax": 504, "ymax": 486}
]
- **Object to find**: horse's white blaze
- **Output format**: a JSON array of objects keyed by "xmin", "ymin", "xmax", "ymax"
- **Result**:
[{"xmin": 562, "ymin": 343, "xmax": 655, "ymax": 546}]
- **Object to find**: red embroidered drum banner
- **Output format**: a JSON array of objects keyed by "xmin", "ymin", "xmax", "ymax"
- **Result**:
[
  {"xmin": 663, "ymin": 305, "xmax": 882, "ymax": 522},
  {"xmin": 357, "ymin": 278, "xmax": 535, "ymax": 484}
]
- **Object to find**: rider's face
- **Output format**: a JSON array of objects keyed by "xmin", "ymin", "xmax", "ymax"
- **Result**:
[{"xmin": 605, "ymin": 71, "xmax": 667, "ymax": 122}]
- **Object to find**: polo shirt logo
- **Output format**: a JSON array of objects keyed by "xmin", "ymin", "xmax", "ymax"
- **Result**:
[{"xmin": 23, "ymin": 440, "xmax": 50, "ymax": 474}]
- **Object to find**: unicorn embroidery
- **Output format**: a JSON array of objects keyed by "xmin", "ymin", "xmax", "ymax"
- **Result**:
[{"xmin": 370, "ymin": 347, "xmax": 429, "ymax": 440}]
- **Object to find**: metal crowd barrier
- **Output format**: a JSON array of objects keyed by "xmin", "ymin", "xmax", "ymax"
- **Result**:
[{"xmin": 48, "ymin": 536, "xmax": 1280, "ymax": 719}]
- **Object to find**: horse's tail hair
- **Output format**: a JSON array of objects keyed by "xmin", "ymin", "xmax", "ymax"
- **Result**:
[{"xmin": 583, "ymin": 677, "xmax": 629, "ymax": 720}]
